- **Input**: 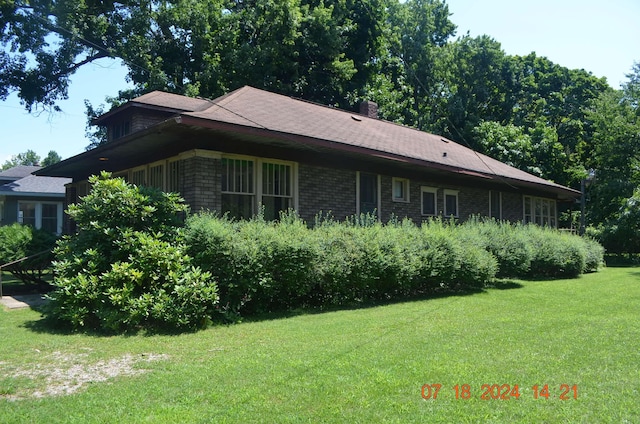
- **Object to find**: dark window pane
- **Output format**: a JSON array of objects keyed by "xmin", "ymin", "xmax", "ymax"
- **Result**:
[
  {"xmin": 422, "ymin": 191, "xmax": 435, "ymax": 215},
  {"xmin": 221, "ymin": 194, "xmax": 253, "ymax": 220},
  {"xmin": 359, "ymin": 173, "xmax": 377, "ymax": 214},
  {"xmin": 262, "ymin": 196, "xmax": 291, "ymax": 221},
  {"xmin": 445, "ymin": 194, "xmax": 457, "ymax": 217}
]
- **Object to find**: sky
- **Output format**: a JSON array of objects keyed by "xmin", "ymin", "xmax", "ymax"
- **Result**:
[{"xmin": 1, "ymin": 0, "xmax": 639, "ymax": 164}]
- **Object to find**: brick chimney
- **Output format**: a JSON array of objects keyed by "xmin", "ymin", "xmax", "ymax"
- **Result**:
[{"xmin": 359, "ymin": 100, "xmax": 378, "ymax": 119}]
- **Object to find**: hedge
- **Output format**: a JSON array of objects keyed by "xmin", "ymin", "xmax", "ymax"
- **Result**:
[{"xmin": 185, "ymin": 213, "xmax": 604, "ymax": 319}]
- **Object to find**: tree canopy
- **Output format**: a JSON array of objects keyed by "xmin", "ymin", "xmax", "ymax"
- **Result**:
[{"xmin": 1, "ymin": 149, "xmax": 61, "ymax": 170}]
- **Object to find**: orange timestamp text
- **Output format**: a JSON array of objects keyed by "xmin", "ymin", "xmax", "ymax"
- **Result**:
[{"xmin": 421, "ymin": 384, "xmax": 578, "ymax": 400}]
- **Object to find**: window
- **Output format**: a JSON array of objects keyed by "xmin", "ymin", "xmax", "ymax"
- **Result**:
[
  {"xmin": 523, "ymin": 196, "xmax": 557, "ymax": 227},
  {"xmin": 421, "ymin": 187, "xmax": 437, "ymax": 216},
  {"xmin": 112, "ymin": 120, "xmax": 131, "ymax": 140},
  {"xmin": 221, "ymin": 156, "xmax": 296, "ymax": 220},
  {"xmin": 392, "ymin": 178, "xmax": 410, "ymax": 202},
  {"xmin": 116, "ymin": 159, "xmax": 182, "ymax": 192},
  {"xmin": 18, "ymin": 202, "xmax": 63, "ymax": 234},
  {"xmin": 167, "ymin": 160, "xmax": 181, "ymax": 193},
  {"xmin": 221, "ymin": 158, "xmax": 255, "ymax": 220},
  {"xmin": 444, "ymin": 189, "xmax": 459, "ymax": 218},
  {"xmin": 490, "ymin": 191, "xmax": 502, "ymax": 220},
  {"xmin": 41, "ymin": 204, "xmax": 58, "ymax": 233},
  {"xmin": 113, "ymin": 171, "xmax": 129, "ymax": 183},
  {"xmin": 357, "ymin": 172, "xmax": 379, "ymax": 217},
  {"xmin": 262, "ymin": 162, "xmax": 292, "ymax": 220},
  {"xmin": 148, "ymin": 163, "xmax": 164, "ymax": 189},
  {"xmin": 18, "ymin": 202, "xmax": 36, "ymax": 227},
  {"xmin": 131, "ymin": 168, "xmax": 146, "ymax": 186}
]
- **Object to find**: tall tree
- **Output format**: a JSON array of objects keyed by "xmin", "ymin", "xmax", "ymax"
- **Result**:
[
  {"xmin": 622, "ymin": 62, "xmax": 640, "ymax": 110},
  {"xmin": 444, "ymin": 35, "xmax": 510, "ymax": 145},
  {"xmin": 2, "ymin": 0, "xmax": 622, "ymax": 217},
  {"xmin": 380, "ymin": 0, "xmax": 456, "ymax": 130},
  {"xmin": 1, "ymin": 0, "xmax": 400, "ymax": 112},
  {"xmin": 585, "ymin": 83, "xmax": 640, "ymax": 226},
  {"xmin": 41, "ymin": 150, "xmax": 62, "ymax": 167},
  {"xmin": 2, "ymin": 150, "xmax": 41, "ymax": 170}
]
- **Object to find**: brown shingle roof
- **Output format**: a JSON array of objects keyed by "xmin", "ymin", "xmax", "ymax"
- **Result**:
[
  {"xmin": 92, "ymin": 91, "xmax": 214, "ymax": 124},
  {"xmin": 175, "ymin": 86, "xmax": 571, "ymax": 192},
  {"xmin": 131, "ymin": 91, "xmax": 213, "ymax": 112},
  {"xmin": 44, "ymin": 86, "xmax": 576, "ymax": 198}
]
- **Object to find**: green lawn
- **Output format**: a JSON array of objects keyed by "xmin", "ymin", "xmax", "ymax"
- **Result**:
[{"xmin": 1, "ymin": 267, "xmax": 638, "ymax": 423}]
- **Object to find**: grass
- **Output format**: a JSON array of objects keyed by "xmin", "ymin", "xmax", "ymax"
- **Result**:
[{"xmin": 1, "ymin": 267, "xmax": 639, "ymax": 423}]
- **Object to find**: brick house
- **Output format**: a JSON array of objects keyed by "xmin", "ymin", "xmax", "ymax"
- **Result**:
[{"xmin": 37, "ymin": 86, "xmax": 579, "ymax": 229}]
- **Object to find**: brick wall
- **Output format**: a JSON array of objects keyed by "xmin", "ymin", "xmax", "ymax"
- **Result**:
[
  {"xmin": 63, "ymin": 149, "xmax": 530, "ymax": 228},
  {"xmin": 298, "ymin": 164, "xmax": 357, "ymax": 222},
  {"xmin": 181, "ymin": 155, "xmax": 220, "ymax": 212},
  {"xmin": 458, "ymin": 186, "xmax": 491, "ymax": 220},
  {"xmin": 380, "ymin": 176, "xmax": 421, "ymax": 222},
  {"xmin": 298, "ymin": 167, "xmax": 526, "ymax": 225},
  {"xmin": 380, "ymin": 179, "xmax": 492, "ymax": 223}
]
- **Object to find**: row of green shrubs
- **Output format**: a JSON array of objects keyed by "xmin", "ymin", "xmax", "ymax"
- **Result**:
[
  {"xmin": 44, "ymin": 174, "xmax": 604, "ymax": 332},
  {"xmin": 184, "ymin": 212, "xmax": 604, "ymax": 318}
]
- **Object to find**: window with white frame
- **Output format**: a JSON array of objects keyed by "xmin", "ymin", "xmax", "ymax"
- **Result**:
[
  {"xmin": 221, "ymin": 157, "xmax": 255, "ymax": 220},
  {"xmin": 392, "ymin": 178, "xmax": 410, "ymax": 202},
  {"xmin": 444, "ymin": 189, "xmax": 459, "ymax": 218},
  {"xmin": 523, "ymin": 196, "xmax": 556, "ymax": 227},
  {"xmin": 18, "ymin": 202, "xmax": 36, "ymax": 227},
  {"xmin": 421, "ymin": 186, "xmax": 437, "ymax": 216},
  {"xmin": 148, "ymin": 163, "xmax": 164, "ymax": 189},
  {"xmin": 41, "ymin": 203, "xmax": 59, "ymax": 233},
  {"xmin": 131, "ymin": 168, "xmax": 146, "ymax": 186},
  {"xmin": 221, "ymin": 156, "xmax": 295, "ymax": 220},
  {"xmin": 490, "ymin": 191, "xmax": 502, "ymax": 220},
  {"xmin": 107, "ymin": 159, "xmax": 181, "ymax": 194},
  {"xmin": 167, "ymin": 160, "xmax": 181, "ymax": 193},
  {"xmin": 261, "ymin": 161, "xmax": 293, "ymax": 220},
  {"xmin": 18, "ymin": 201, "xmax": 63, "ymax": 234}
]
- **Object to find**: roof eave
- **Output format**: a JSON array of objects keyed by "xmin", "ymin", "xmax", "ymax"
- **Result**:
[
  {"xmin": 0, "ymin": 191, "xmax": 65, "ymax": 198},
  {"xmin": 178, "ymin": 115, "xmax": 580, "ymax": 200},
  {"xmin": 36, "ymin": 118, "xmax": 182, "ymax": 178},
  {"xmin": 92, "ymin": 102, "xmax": 189, "ymax": 126},
  {"xmin": 39, "ymin": 112, "xmax": 580, "ymax": 201}
]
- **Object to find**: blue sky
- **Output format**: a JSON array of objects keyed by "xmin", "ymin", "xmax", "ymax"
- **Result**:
[{"xmin": 1, "ymin": 0, "xmax": 638, "ymax": 164}]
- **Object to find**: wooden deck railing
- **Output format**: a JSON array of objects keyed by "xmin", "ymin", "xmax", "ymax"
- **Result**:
[{"xmin": 0, "ymin": 250, "xmax": 52, "ymax": 299}]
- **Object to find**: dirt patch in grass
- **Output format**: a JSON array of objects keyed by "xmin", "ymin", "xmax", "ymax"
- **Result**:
[{"xmin": 1, "ymin": 351, "xmax": 168, "ymax": 401}]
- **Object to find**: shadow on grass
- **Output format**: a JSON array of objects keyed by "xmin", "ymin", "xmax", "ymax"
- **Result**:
[
  {"xmin": 20, "ymin": 280, "xmax": 525, "ymax": 335},
  {"xmin": 22, "ymin": 309, "xmax": 200, "ymax": 337},
  {"xmin": 485, "ymin": 279, "xmax": 525, "ymax": 290},
  {"xmin": 241, "ymin": 282, "xmax": 523, "ymax": 324}
]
